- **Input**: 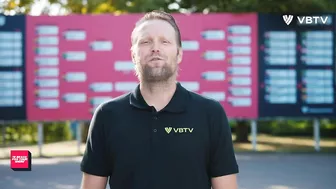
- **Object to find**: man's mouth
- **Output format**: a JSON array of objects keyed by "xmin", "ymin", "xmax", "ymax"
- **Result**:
[{"xmin": 150, "ymin": 57, "xmax": 163, "ymax": 61}]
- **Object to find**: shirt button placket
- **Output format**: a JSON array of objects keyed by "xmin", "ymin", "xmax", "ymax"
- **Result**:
[
  {"xmin": 153, "ymin": 115, "xmax": 158, "ymax": 133},
  {"xmin": 150, "ymin": 114, "xmax": 159, "ymax": 189},
  {"xmin": 151, "ymin": 115, "xmax": 160, "ymax": 154}
]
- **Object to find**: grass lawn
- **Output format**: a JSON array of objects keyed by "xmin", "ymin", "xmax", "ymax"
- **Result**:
[
  {"xmin": 233, "ymin": 134, "xmax": 336, "ymax": 153},
  {"xmin": 1, "ymin": 134, "xmax": 336, "ymax": 159}
]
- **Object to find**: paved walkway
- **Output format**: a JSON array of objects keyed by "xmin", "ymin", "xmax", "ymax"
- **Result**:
[
  {"xmin": 0, "ymin": 153, "xmax": 335, "ymax": 189},
  {"xmin": 0, "ymin": 140, "xmax": 86, "ymax": 159}
]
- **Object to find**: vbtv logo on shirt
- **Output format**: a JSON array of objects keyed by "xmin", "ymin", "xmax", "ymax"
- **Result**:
[{"xmin": 165, "ymin": 127, "xmax": 194, "ymax": 134}]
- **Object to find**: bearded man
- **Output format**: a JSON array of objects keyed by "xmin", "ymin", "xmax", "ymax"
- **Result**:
[{"xmin": 80, "ymin": 10, "xmax": 239, "ymax": 189}]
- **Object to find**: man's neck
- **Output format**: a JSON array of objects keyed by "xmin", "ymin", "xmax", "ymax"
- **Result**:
[{"xmin": 140, "ymin": 79, "xmax": 177, "ymax": 112}]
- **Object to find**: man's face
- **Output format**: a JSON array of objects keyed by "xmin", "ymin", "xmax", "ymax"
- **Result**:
[{"xmin": 131, "ymin": 19, "xmax": 182, "ymax": 83}]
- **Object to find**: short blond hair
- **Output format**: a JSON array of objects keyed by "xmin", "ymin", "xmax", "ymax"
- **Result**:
[{"xmin": 131, "ymin": 10, "xmax": 182, "ymax": 48}]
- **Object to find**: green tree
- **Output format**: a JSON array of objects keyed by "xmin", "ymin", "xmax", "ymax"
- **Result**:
[
  {"xmin": 0, "ymin": 0, "xmax": 34, "ymax": 14},
  {"xmin": 171, "ymin": 0, "xmax": 336, "ymax": 13},
  {"xmin": 2, "ymin": 0, "xmax": 336, "ymax": 15}
]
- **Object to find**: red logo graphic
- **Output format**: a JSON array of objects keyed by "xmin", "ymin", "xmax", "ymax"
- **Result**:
[{"xmin": 10, "ymin": 150, "xmax": 32, "ymax": 171}]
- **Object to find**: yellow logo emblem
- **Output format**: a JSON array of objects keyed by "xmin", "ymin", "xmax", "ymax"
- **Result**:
[{"xmin": 165, "ymin": 127, "xmax": 172, "ymax": 134}]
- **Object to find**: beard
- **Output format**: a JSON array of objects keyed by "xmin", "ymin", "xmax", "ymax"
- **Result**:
[{"xmin": 135, "ymin": 59, "xmax": 178, "ymax": 83}]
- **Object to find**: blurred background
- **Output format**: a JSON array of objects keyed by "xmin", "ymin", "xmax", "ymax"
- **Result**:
[{"xmin": 0, "ymin": 0, "xmax": 336, "ymax": 189}]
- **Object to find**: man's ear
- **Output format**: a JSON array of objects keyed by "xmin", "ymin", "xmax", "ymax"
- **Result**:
[
  {"xmin": 177, "ymin": 47, "xmax": 183, "ymax": 64},
  {"xmin": 132, "ymin": 53, "xmax": 135, "ymax": 63},
  {"xmin": 131, "ymin": 46, "xmax": 136, "ymax": 64}
]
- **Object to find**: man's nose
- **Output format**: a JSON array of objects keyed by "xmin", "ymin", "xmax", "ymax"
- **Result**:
[{"xmin": 151, "ymin": 42, "xmax": 160, "ymax": 52}]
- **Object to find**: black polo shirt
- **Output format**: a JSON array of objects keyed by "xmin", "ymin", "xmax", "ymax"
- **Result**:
[{"xmin": 80, "ymin": 82, "xmax": 239, "ymax": 189}]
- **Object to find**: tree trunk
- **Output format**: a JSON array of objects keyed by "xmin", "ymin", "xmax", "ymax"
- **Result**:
[{"xmin": 235, "ymin": 120, "xmax": 249, "ymax": 143}]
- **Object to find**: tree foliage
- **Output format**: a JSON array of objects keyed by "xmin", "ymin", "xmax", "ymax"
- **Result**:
[{"xmin": 1, "ymin": 0, "xmax": 336, "ymax": 15}]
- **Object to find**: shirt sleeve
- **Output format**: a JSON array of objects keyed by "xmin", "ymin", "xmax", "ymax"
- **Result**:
[
  {"xmin": 208, "ymin": 100, "xmax": 239, "ymax": 177},
  {"xmin": 80, "ymin": 104, "xmax": 112, "ymax": 177}
]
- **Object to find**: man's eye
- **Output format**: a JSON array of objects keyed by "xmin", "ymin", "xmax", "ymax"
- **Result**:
[{"xmin": 141, "ymin": 41, "xmax": 149, "ymax": 44}]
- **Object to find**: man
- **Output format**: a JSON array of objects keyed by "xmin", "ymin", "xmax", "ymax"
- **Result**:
[{"xmin": 80, "ymin": 10, "xmax": 239, "ymax": 189}]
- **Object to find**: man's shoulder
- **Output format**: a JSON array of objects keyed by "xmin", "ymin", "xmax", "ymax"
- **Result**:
[
  {"xmin": 187, "ymin": 90, "xmax": 224, "ymax": 111},
  {"xmin": 97, "ymin": 92, "xmax": 131, "ymax": 112}
]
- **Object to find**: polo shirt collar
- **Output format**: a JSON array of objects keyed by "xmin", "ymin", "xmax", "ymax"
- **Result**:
[{"xmin": 129, "ymin": 82, "xmax": 189, "ymax": 113}]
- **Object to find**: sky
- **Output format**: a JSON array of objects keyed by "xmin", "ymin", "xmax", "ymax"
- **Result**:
[
  {"xmin": 24, "ymin": 0, "xmax": 179, "ymax": 15},
  {"xmin": 30, "ymin": 0, "xmax": 67, "ymax": 16}
]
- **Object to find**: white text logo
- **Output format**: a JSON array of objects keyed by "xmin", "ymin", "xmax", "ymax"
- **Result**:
[
  {"xmin": 12, "ymin": 156, "xmax": 28, "ymax": 163},
  {"xmin": 297, "ymin": 16, "xmax": 329, "ymax": 25},
  {"xmin": 283, "ymin": 15, "xmax": 331, "ymax": 25}
]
